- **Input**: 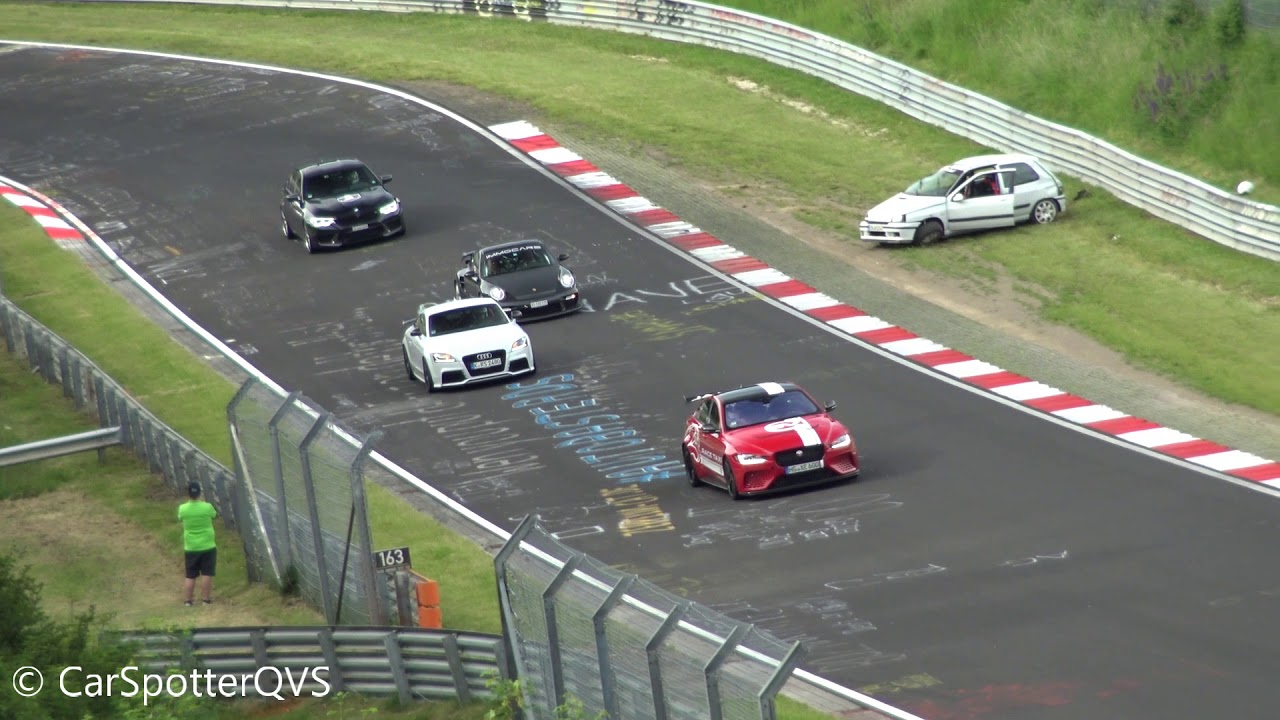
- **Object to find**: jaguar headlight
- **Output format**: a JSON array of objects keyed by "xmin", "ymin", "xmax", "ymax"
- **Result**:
[
  {"xmin": 379, "ymin": 199, "xmax": 400, "ymax": 215},
  {"xmin": 829, "ymin": 433, "xmax": 851, "ymax": 449},
  {"xmin": 430, "ymin": 352, "xmax": 456, "ymax": 363},
  {"xmin": 488, "ymin": 286, "xmax": 506, "ymax": 302},
  {"xmin": 736, "ymin": 453, "xmax": 768, "ymax": 466},
  {"xmin": 558, "ymin": 266, "xmax": 575, "ymax": 288}
]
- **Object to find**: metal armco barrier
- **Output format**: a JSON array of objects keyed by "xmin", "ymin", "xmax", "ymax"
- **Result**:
[
  {"xmin": 0, "ymin": 426, "xmax": 122, "ymax": 467},
  {"xmin": 88, "ymin": 0, "xmax": 1280, "ymax": 261},
  {"xmin": 115, "ymin": 626, "xmax": 507, "ymax": 704}
]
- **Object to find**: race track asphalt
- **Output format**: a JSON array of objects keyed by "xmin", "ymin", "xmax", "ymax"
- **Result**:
[{"xmin": 3, "ymin": 45, "xmax": 1279, "ymax": 720}]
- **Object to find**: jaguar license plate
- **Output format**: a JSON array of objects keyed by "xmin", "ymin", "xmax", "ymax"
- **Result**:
[
  {"xmin": 785, "ymin": 459, "xmax": 824, "ymax": 474},
  {"xmin": 529, "ymin": 300, "xmax": 549, "ymax": 308},
  {"xmin": 470, "ymin": 358, "xmax": 502, "ymax": 370},
  {"xmin": 352, "ymin": 223, "xmax": 370, "ymax": 232}
]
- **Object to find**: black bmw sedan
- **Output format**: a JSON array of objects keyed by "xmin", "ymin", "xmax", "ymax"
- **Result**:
[
  {"xmin": 280, "ymin": 159, "xmax": 405, "ymax": 253},
  {"xmin": 455, "ymin": 239, "xmax": 581, "ymax": 320}
]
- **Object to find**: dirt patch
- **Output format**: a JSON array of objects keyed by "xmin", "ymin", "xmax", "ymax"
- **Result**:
[{"xmin": 0, "ymin": 488, "xmax": 278, "ymax": 629}]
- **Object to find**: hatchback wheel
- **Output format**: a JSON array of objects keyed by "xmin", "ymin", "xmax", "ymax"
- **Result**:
[
  {"xmin": 1031, "ymin": 199, "xmax": 1060, "ymax": 224},
  {"xmin": 912, "ymin": 220, "xmax": 944, "ymax": 246},
  {"xmin": 402, "ymin": 348, "xmax": 415, "ymax": 382}
]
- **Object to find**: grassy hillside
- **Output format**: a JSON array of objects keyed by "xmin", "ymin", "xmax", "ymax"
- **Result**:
[{"xmin": 719, "ymin": 0, "xmax": 1280, "ymax": 204}]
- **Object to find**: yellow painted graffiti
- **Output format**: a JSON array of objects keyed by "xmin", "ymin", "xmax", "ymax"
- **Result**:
[
  {"xmin": 600, "ymin": 484, "xmax": 675, "ymax": 536},
  {"xmin": 609, "ymin": 310, "xmax": 714, "ymax": 341}
]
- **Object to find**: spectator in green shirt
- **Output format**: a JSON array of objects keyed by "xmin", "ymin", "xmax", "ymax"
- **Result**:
[{"xmin": 178, "ymin": 482, "xmax": 218, "ymax": 606}]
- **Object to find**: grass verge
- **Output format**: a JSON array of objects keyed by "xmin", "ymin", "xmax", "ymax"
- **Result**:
[
  {"xmin": 0, "ymin": 2, "xmax": 1274, "ymax": 416},
  {"xmin": 0, "ymin": 200, "xmax": 501, "ymax": 632}
]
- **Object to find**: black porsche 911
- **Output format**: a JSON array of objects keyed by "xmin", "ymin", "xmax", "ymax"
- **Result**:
[
  {"xmin": 280, "ymin": 159, "xmax": 405, "ymax": 253},
  {"xmin": 454, "ymin": 239, "xmax": 581, "ymax": 320}
]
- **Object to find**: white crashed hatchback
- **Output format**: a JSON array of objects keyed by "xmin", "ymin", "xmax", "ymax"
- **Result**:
[
  {"xmin": 401, "ymin": 298, "xmax": 534, "ymax": 391},
  {"xmin": 859, "ymin": 154, "xmax": 1067, "ymax": 246}
]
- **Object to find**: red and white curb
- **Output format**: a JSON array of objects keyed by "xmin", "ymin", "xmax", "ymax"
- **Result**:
[
  {"xmin": 489, "ymin": 119, "xmax": 1280, "ymax": 488},
  {"xmin": 1, "ymin": 178, "xmax": 85, "ymax": 247}
]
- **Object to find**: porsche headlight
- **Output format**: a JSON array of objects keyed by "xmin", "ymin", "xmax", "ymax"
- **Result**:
[
  {"xmin": 829, "ymin": 433, "xmax": 851, "ymax": 449},
  {"xmin": 488, "ymin": 286, "xmax": 506, "ymax": 301},
  {"xmin": 304, "ymin": 210, "xmax": 336, "ymax": 228},
  {"xmin": 379, "ymin": 199, "xmax": 400, "ymax": 215},
  {"xmin": 558, "ymin": 266, "xmax": 575, "ymax": 288},
  {"xmin": 736, "ymin": 453, "xmax": 768, "ymax": 466},
  {"xmin": 430, "ymin": 352, "xmax": 456, "ymax": 362},
  {"xmin": 511, "ymin": 336, "xmax": 528, "ymax": 350}
]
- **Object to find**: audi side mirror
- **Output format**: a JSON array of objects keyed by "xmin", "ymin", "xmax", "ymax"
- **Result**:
[
  {"xmin": 409, "ymin": 327, "xmax": 421, "ymax": 337},
  {"xmin": 380, "ymin": 174, "xmax": 394, "ymax": 184}
]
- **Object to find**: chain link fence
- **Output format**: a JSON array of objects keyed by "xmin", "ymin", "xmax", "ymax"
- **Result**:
[
  {"xmin": 0, "ymin": 294, "xmax": 240, "ymax": 525},
  {"xmin": 227, "ymin": 377, "xmax": 389, "ymax": 626},
  {"xmin": 496, "ymin": 516, "xmax": 804, "ymax": 720}
]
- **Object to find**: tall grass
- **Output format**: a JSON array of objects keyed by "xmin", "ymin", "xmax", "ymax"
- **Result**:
[{"xmin": 719, "ymin": 0, "xmax": 1280, "ymax": 201}]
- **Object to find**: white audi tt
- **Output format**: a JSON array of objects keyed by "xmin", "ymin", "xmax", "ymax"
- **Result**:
[{"xmin": 401, "ymin": 298, "xmax": 534, "ymax": 391}]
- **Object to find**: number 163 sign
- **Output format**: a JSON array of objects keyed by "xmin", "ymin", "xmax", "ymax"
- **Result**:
[{"xmin": 373, "ymin": 546, "xmax": 412, "ymax": 570}]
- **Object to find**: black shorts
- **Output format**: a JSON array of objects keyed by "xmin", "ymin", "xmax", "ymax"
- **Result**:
[{"xmin": 184, "ymin": 549, "xmax": 217, "ymax": 579}]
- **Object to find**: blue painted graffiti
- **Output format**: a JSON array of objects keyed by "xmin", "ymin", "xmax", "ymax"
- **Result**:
[{"xmin": 503, "ymin": 373, "xmax": 684, "ymax": 483}]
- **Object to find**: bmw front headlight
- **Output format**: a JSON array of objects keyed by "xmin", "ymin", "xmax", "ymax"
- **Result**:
[
  {"xmin": 379, "ymin": 199, "xmax": 400, "ymax": 216},
  {"xmin": 558, "ymin": 266, "xmax": 575, "ymax": 288},
  {"xmin": 430, "ymin": 352, "xmax": 456, "ymax": 362},
  {"xmin": 488, "ymin": 286, "xmax": 506, "ymax": 301},
  {"xmin": 304, "ymin": 210, "xmax": 336, "ymax": 228},
  {"xmin": 829, "ymin": 433, "xmax": 851, "ymax": 449},
  {"xmin": 736, "ymin": 453, "xmax": 768, "ymax": 466},
  {"xmin": 511, "ymin": 336, "xmax": 528, "ymax": 350}
]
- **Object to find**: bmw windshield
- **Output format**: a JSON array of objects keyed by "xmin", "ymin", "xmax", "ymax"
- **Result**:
[
  {"xmin": 723, "ymin": 390, "xmax": 820, "ymax": 430},
  {"xmin": 905, "ymin": 167, "xmax": 963, "ymax": 197},
  {"xmin": 302, "ymin": 166, "xmax": 381, "ymax": 200},
  {"xmin": 428, "ymin": 304, "xmax": 508, "ymax": 337}
]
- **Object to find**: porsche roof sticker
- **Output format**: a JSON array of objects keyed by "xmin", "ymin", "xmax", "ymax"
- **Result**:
[{"xmin": 488, "ymin": 242, "xmax": 544, "ymax": 255}]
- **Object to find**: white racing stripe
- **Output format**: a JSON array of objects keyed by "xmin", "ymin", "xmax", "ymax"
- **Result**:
[
  {"xmin": 764, "ymin": 416, "xmax": 822, "ymax": 447},
  {"xmin": 758, "ymin": 382, "xmax": 785, "ymax": 395}
]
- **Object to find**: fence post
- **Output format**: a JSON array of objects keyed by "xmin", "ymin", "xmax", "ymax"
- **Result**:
[
  {"xmin": 646, "ymin": 602, "xmax": 691, "ymax": 720},
  {"xmin": 57, "ymin": 345, "xmax": 72, "ymax": 399},
  {"xmin": 250, "ymin": 629, "xmax": 270, "ymax": 668},
  {"xmin": 493, "ymin": 514, "xmax": 537, "ymax": 683},
  {"xmin": 0, "ymin": 301, "xmax": 14, "ymax": 353},
  {"xmin": 705, "ymin": 624, "xmax": 749, "ymax": 720},
  {"xmin": 267, "ymin": 391, "xmax": 300, "ymax": 576},
  {"xmin": 69, "ymin": 353, "xmax": 84, "ymax": 408},
  {"xmin": 349, "ymin": 431, "xmax": 385, "ymax": 626},
  {"xmin": 394, "ymin": 571, "xmax": 414, "ymax": 627},
  {"xmin": 317, "ymin": 628, "xmax": 346, "ymax": 693},
  {"xmin": 759, "ymin": 641, "xmax": 806, "ymax": 720},
  {"xmin": 298, "ymin": 411, "xmax": 335, "ymax": 623},
  {"xmin": 542, "ymin": 555, "xmax": 582, "ymax": 710},
  {"xmin": 383, "ymin": 632, "xmax": 413, "ymax": 705},
  {"xmin": 442, "ymin": 633, "xmax": 472, "ymax": 704},
  {"xmin": 594, "ymin": 575, "xmax": 636, "ymax": 719},
  {"xmin": 93, "ymin": 374, "xmax": 108, "ymax": 428}
]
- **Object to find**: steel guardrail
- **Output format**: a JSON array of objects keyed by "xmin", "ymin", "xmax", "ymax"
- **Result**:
[
  {"xmin": 0, "ymin": 426, "xmax": 122, "ymax": 467},
  {"xmin": 75, "ymin": 0, "xmax": 1280, "ymax": 261},
  {"xmin": 115, "ymin": 626, "xmax": 506, "ymax": 704}
]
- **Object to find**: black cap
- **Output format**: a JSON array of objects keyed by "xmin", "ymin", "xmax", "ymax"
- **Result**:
[{"xmin": 188, "ymin": 482, "xmax": 202, "ymax": 498}]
